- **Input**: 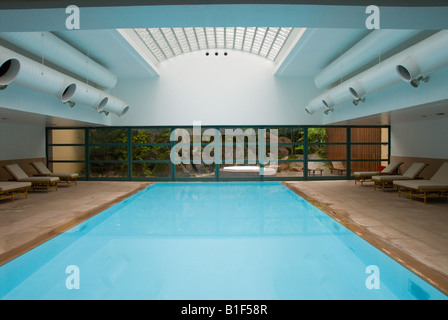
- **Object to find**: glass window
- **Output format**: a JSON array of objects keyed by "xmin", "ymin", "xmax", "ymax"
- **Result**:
[
  {"xmin": 89, "ymin": 128, "xmax": 127, "ymax": 144},
  {"xmin": 131, "ymin": 128, "xmax": 171, "ymax": 144},
  {"xmin": 51, "ymin": 162, "xmax": 86, "ymax": 177},
  {"xmin": 132, "ymin": 146, "xmax": 171, "ymax": 161},
  {"xmin": 90, "ymin": 163, "xmax": 128, "ymax": 178},
  {"xmin": 132, "ymin": 163, "xmax": 171, "ymax": 178},
  {"xmin": 175, "ymin": 163, "xmax": 215, "ymax": 178},
  {"xmin": 351, "ymin": 160, "xmax": 383, "ymax": 173},
  {"xmin": 46, "ymin": 126, "xmax": 389, "ymax": 181},
  {"xmin": 351, "ymin": 127, "xmax": 383, "ymax": 143},
  {"xmin": 90, "ymin": 146, "xmax": 127, "ymax": 161},
  {"xmin": 351, "ymin": 144, "xmax": 383, "ymax": 160},
  {"xmin": 322, "ymin": 127, "xmax": 347, "ymax": 143}
]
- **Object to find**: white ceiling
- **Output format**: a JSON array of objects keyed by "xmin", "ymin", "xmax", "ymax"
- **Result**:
[
  {"xmin": 1, "ymin": 2, "xmax": 448, "ymax": 127},
  {"xmin": 3, "ymin": 26, "xmax": 447, "ymax": 127}
]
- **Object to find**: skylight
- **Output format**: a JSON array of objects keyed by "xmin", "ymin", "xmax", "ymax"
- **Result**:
[{"xmin": 134, "ymin": 27, "xmax": 294, "ymax": 62}]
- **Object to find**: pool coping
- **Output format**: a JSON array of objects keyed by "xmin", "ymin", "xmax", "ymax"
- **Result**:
[{"xmin": 282, "ymin": 181, "xmax": 448, "ymax": 297}]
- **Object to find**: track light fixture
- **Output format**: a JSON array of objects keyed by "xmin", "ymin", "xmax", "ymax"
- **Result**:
[
  {"xmin": 410, "ymin": 76, "xmax": 430, "ymax": 88},
  {"xmin": 352, "ymin": 97, "xmax": 366, "ymax": 106}
]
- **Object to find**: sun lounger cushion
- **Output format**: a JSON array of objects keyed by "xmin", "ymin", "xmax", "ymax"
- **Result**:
[
  {"xmin": 428, "ymin": 162, "xmax": 448, "ymax": 183},
  {"xmin": 394, "ymin": 180, "xmax": 448, "ymax": 190},
  {"xmin": 0, "ymin": 181, "xmax": 32, "ymax": 192},
  {"xmin": 373, "ymin": 175, "xmax": 413, "ymax": 182},
  {"xmin": 353, "ymin": 171, "xmax": 381, "ymax": 178},
  {"xmin": 31, "ymin": 162, "xmax": 79, "ymax": 179},
  {"xmin": 31, "ymin": 162, "xmax": 53, "ymax": 175},
  {"xmin": 394, "ymin": 162, "xmax": 448, "ymax": 190},
  {"xmin": 353, "ymin": 162, "xmax": 403, "ymax": 179},
  {"xmin": 5, "ymin": 164, "xmax": 59, "ymax": 183},
  {"xmin": 372, "ymin": 162, "xmax": 427, "ymax": 182}
]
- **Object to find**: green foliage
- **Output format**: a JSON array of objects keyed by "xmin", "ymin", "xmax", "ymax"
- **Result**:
[{"xmin": 294, "ymin": 128, "xmax": 328, "ymax": 157}]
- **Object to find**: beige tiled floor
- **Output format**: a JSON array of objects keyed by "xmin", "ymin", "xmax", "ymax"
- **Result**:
[{"xmin": 0, "ymin": 180, "xmax": 447, "ymax": 295}]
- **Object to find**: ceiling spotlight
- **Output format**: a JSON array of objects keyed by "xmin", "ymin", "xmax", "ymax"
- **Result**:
[
  {"xmin": 65, "ymin": 101, "xmax": 76, "ymax": 108},
  {"xmin": 323, "ymin": 108, "xmax": 334, "ymax": 115},
  {"xmin": 352, "ymin": 97, "xmax": 366, "ymax": 106},
  {"xmin": 215, "ymin": 52, "xmax": 219, "ymax": 56},
  {"xmin": 205, "ymin": 52, "xmax": 209, "ymax": 56},
  {"xmin": 410, "ymin": 76, "xmax": 430, "ymax": 88}
]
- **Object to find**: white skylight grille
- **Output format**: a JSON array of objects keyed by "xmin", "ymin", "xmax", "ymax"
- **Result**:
[{"xmin": 134, "ymin": 27, "xmax": 293, "ymax": 62}]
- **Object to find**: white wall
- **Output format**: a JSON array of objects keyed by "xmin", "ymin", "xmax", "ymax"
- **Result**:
[
  {"xmin": 0, "ymin": 122, "xmax": 45, "ymax": 160},
  {"xmin": 391, "ymin": 117, "xmax": 448, "ymax": 159},
  {"xmin": 111, "ymin": 50, "xmax": 323, "ymax": 127}
]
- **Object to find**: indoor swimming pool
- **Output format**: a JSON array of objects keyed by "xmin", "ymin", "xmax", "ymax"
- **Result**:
[{"xmin": 0, "ymin": 182, "xmax": 446, "ymax": 300}]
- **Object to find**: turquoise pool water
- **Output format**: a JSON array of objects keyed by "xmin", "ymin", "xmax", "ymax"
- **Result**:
[{"xmin": 0, "ymin": 182, "xmax": 446, "ymax": 300}]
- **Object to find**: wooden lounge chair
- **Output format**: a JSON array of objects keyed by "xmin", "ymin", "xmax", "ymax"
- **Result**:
[
  {"xmin": 0, "ymin": 181, "xmax": 31, "ymax": 202},
  {"xmin": 330, "ymin": 161, "xmax": 346, "ymax": 175},
  {"xmin": 308, "ymin": 162, "xmax": 324, "ymax": 176},
  {"xmin": 394, "ymin": 162, "xmax": 448, "ymax": 204},
  {"xmin": 372, "ymin": 162, "xmax": 428, "ymax": 191},
  {"xmin": 4, "ymin": 164, "xmax": 60, "ymax": 192},
  {"xmin": 31, "ymin": 161, "xmax": 79, "ymax": 186},
  {"xmin": 353, "ymin": 161, "xmax": 403, "ymax": 185}
]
